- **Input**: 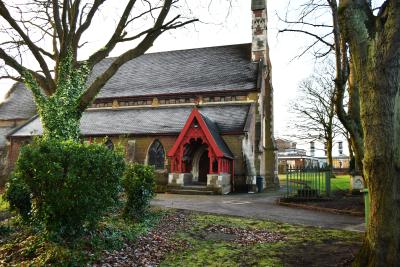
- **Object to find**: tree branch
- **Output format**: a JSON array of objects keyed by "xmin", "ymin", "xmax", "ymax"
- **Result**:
[
  {"xmin": 279, "ymin": 28, "xmax": 334, "ymax": 49},
  {"xmin": 79, "ymin": 0, "xmax": 197, "ymax": 111},
  {"xmin": 0, "ymin": 47, "xmax": 50, "ymax": 93},
  {"xmin": 86, "ymin": 0, "xmax": 138, "ymax": 68},
  {"xmin": 0, "ymin": 0, "xmax": 55, "ymax": 92}
]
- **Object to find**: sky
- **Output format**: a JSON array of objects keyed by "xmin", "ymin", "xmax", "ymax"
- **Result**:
[{"xmin": 0, "ymin": 0, "xmax": 345, "ymax": 156}]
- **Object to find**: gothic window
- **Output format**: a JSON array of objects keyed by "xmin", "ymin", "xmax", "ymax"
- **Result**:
[{"xmin": 148, "ymin": 140, "xmax": 165, "ymax": 169}]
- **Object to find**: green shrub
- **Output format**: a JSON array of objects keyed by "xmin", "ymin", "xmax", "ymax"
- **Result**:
[
  {"xmin": 4, "ymin": 172, "xmax": 31, "ymax": 221},
  {"xmin": 122, "ymin": 163, "xmax": 155, "ymax": 221},
  {"xmin": 11, "ymin": 139, "xmax": 125, "ymax": 237}
]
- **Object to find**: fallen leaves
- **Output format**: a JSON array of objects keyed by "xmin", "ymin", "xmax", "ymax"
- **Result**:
[
  {"xmin": 92, "ymin": 211, "xmax": 191, "ymax": 267},
  {"xmin": 203, "ymin": 224, "xmax": 286, "ymax": 245}
]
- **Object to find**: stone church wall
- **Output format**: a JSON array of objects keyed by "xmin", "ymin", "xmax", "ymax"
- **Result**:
[{"xmin": 221, "ymin": 134, "xmax": 247, "ymax": 191}]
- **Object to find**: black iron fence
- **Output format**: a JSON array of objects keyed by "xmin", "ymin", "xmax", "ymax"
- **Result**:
[{"xmin": 284, "ymin": 166, "xmax": 331, "ymax": 199}]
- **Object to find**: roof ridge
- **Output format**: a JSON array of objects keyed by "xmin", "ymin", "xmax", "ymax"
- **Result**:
[
  {"xmin": 86, "ymin": 102, "xmax": 252, "ymax": 113},
  {"xmin": 103, "ymin": 43, "xmax": 252, "ymax": 61}
]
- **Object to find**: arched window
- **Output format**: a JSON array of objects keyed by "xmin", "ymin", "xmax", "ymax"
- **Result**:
[{"xmin": 148, "ymin": 140, "xmax": 165, "ymax": 169}]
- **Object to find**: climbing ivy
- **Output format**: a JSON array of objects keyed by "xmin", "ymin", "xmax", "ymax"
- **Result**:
[{"xmin": 24, "ymin": 51, "xmax": 89, "ymax": 141}]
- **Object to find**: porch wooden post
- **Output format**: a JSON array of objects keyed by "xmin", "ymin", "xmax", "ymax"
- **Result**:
[
  {"xmin": 232, "ymin": 160, "xmax": 235, "ymax": 192},
  {"xmin": 223, "ymin": 159, "xmax": 227, "ymax": 173},
  {"xmin": 171, "ymin": 157, "xmax": 175, "ymax": 173},
  {"xmin": 178, "ymin": 146, "xmax": 183, "ymax": 173}
]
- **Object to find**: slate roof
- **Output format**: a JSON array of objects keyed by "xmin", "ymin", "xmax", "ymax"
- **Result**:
[
  {"xmin": 90, "ymin": 43, "xmax": 257, "ymax": 98},
  {"xmin": 9, "ymin": 104, "xmax": 251, "ymax": 137},
  {"xmin": 0, "ymin": 44, "xmax": 257, "ymax": 122},
  {"xmin": 201, "ymin": 113, "xmax": 234, "ymax": 158},
  {"xmin": 0, "ymin": 83, "xmax": 36, "ymax": 120}
]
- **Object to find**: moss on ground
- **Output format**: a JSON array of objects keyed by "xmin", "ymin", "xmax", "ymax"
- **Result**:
[{"xmin": 161, "ymin": 213, "xmax": 362, "ymax": 267}]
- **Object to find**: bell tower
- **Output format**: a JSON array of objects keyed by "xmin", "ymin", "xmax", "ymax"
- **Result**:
[{"xmin": 252, "ymin": 0, "xmax": 279, "ymax": 190}]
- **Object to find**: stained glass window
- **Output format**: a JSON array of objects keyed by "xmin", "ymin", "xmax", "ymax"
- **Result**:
[{"xmin": 148, "ymin": 140, "xmax": 165, "ymax": 169}]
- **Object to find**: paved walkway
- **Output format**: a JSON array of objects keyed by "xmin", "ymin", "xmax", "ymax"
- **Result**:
[{"xmin": 152, "ymin": 192, "xmax": 365, "ymax": 232}]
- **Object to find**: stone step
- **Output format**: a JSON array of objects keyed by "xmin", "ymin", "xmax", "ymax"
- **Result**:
[
  {"xmin": 167, "ymin": 189, "xmax": 215, "ymax": 195},
  {"xmin": 167, "ymin": 185, "xmax": 211, "ymax": 191}
]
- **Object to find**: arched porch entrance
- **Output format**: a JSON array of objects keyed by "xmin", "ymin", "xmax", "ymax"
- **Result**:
[
  {"xmin": 167, "ymin": 108, "xmax": 234, "ymax": 194},
  {"xmin": 198, "ymin": 150, "xmax": 210, "ymax": 183},
  {"xmin": 183, "ymin": 138, "xmax": 210, "ymax": 184}
]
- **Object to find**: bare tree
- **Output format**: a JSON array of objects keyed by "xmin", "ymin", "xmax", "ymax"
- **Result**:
[
  {"xmin": 289, "ymin": 63, "xmax": 341, "ymax": 169},
  {"xmin": 0, "ymin": 0, "xmax": 197, "ymax": 140}
]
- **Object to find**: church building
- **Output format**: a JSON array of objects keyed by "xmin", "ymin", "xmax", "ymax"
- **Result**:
[{"xmin": 1, "ymin": 1, "xmax": 279, "ymax": 194}]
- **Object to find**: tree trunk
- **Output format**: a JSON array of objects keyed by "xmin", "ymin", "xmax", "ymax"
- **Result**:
[
  {"xmin": 338, "ymin": 2, "xmax": 400, "ymax": 265},
  {"xmin": 347, "ymin": 136, "xmax": 354, "ymax": 159},
  {"xmin": 39, "ymin": 105, "xmax": 83, "ymax": 141},
  {"xmin": 24, "ymin": 52, "xmax": 88, "ymax": 141},
  {"xmin": 344, "ymin": 10, "xmax": 400, "ymax": 267},
  {"xmin": 347, "ymin": 60, "xmax": 364, "ymax": 174},
  {"xmin": 353, "ymin": 54, "xmax": 400, "ymax": 267},
  {"xmin": 326, "ymin": 134, "xmax": 333, "ymax": 171}
]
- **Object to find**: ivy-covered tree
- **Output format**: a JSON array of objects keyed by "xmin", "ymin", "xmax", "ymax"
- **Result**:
[{"xmin": 0, "ymin": 0, "xmax": 197, "ymax": 140}]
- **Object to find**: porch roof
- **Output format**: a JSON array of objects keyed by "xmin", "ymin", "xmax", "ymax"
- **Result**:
[
  {"xmin": 201, "ymin": 113, "xmax": 234, "ymax": 158},
  {"xmin": 167, "ymin": 108, "xmax": 235, "ymax": 159}
]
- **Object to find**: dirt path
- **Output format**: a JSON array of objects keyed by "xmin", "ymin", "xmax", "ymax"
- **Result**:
[{"xmin": 152, "ymin": 192, "xmax": 365, "ymax": 232}]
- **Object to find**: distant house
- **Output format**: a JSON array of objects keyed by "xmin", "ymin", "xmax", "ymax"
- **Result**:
[{"xmin": 276, "ymin": 138, "xmax": 319, "ymax": 173}]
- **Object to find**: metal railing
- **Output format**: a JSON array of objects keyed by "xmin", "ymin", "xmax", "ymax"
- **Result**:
[{"xmin": 284, "ymin": 166, "xmax": 331, "ymax": 199}]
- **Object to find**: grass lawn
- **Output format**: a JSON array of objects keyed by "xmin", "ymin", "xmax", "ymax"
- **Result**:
[
  {"xmin": 331, "ymin": 175, "xmax": 351, "ymax": 191},
  {"xmin": 279, "ymin": 174, "xmax": 351, "ymax": 193}
]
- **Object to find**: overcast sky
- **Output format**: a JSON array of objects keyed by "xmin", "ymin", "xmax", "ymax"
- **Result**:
[{"xmin": 0, "ymin": 0, "xmax": 345, "ymax": 156}]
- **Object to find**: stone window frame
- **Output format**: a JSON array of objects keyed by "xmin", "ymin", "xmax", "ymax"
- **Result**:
[{"xmin": 146, "ymin": 139, "xmax": 166, "ymax": 170}]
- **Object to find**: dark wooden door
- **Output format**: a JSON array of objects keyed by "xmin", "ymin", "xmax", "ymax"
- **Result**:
[{"xmin": 198, "ymin": 150, "xmax": 210, "ymax": 183}]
